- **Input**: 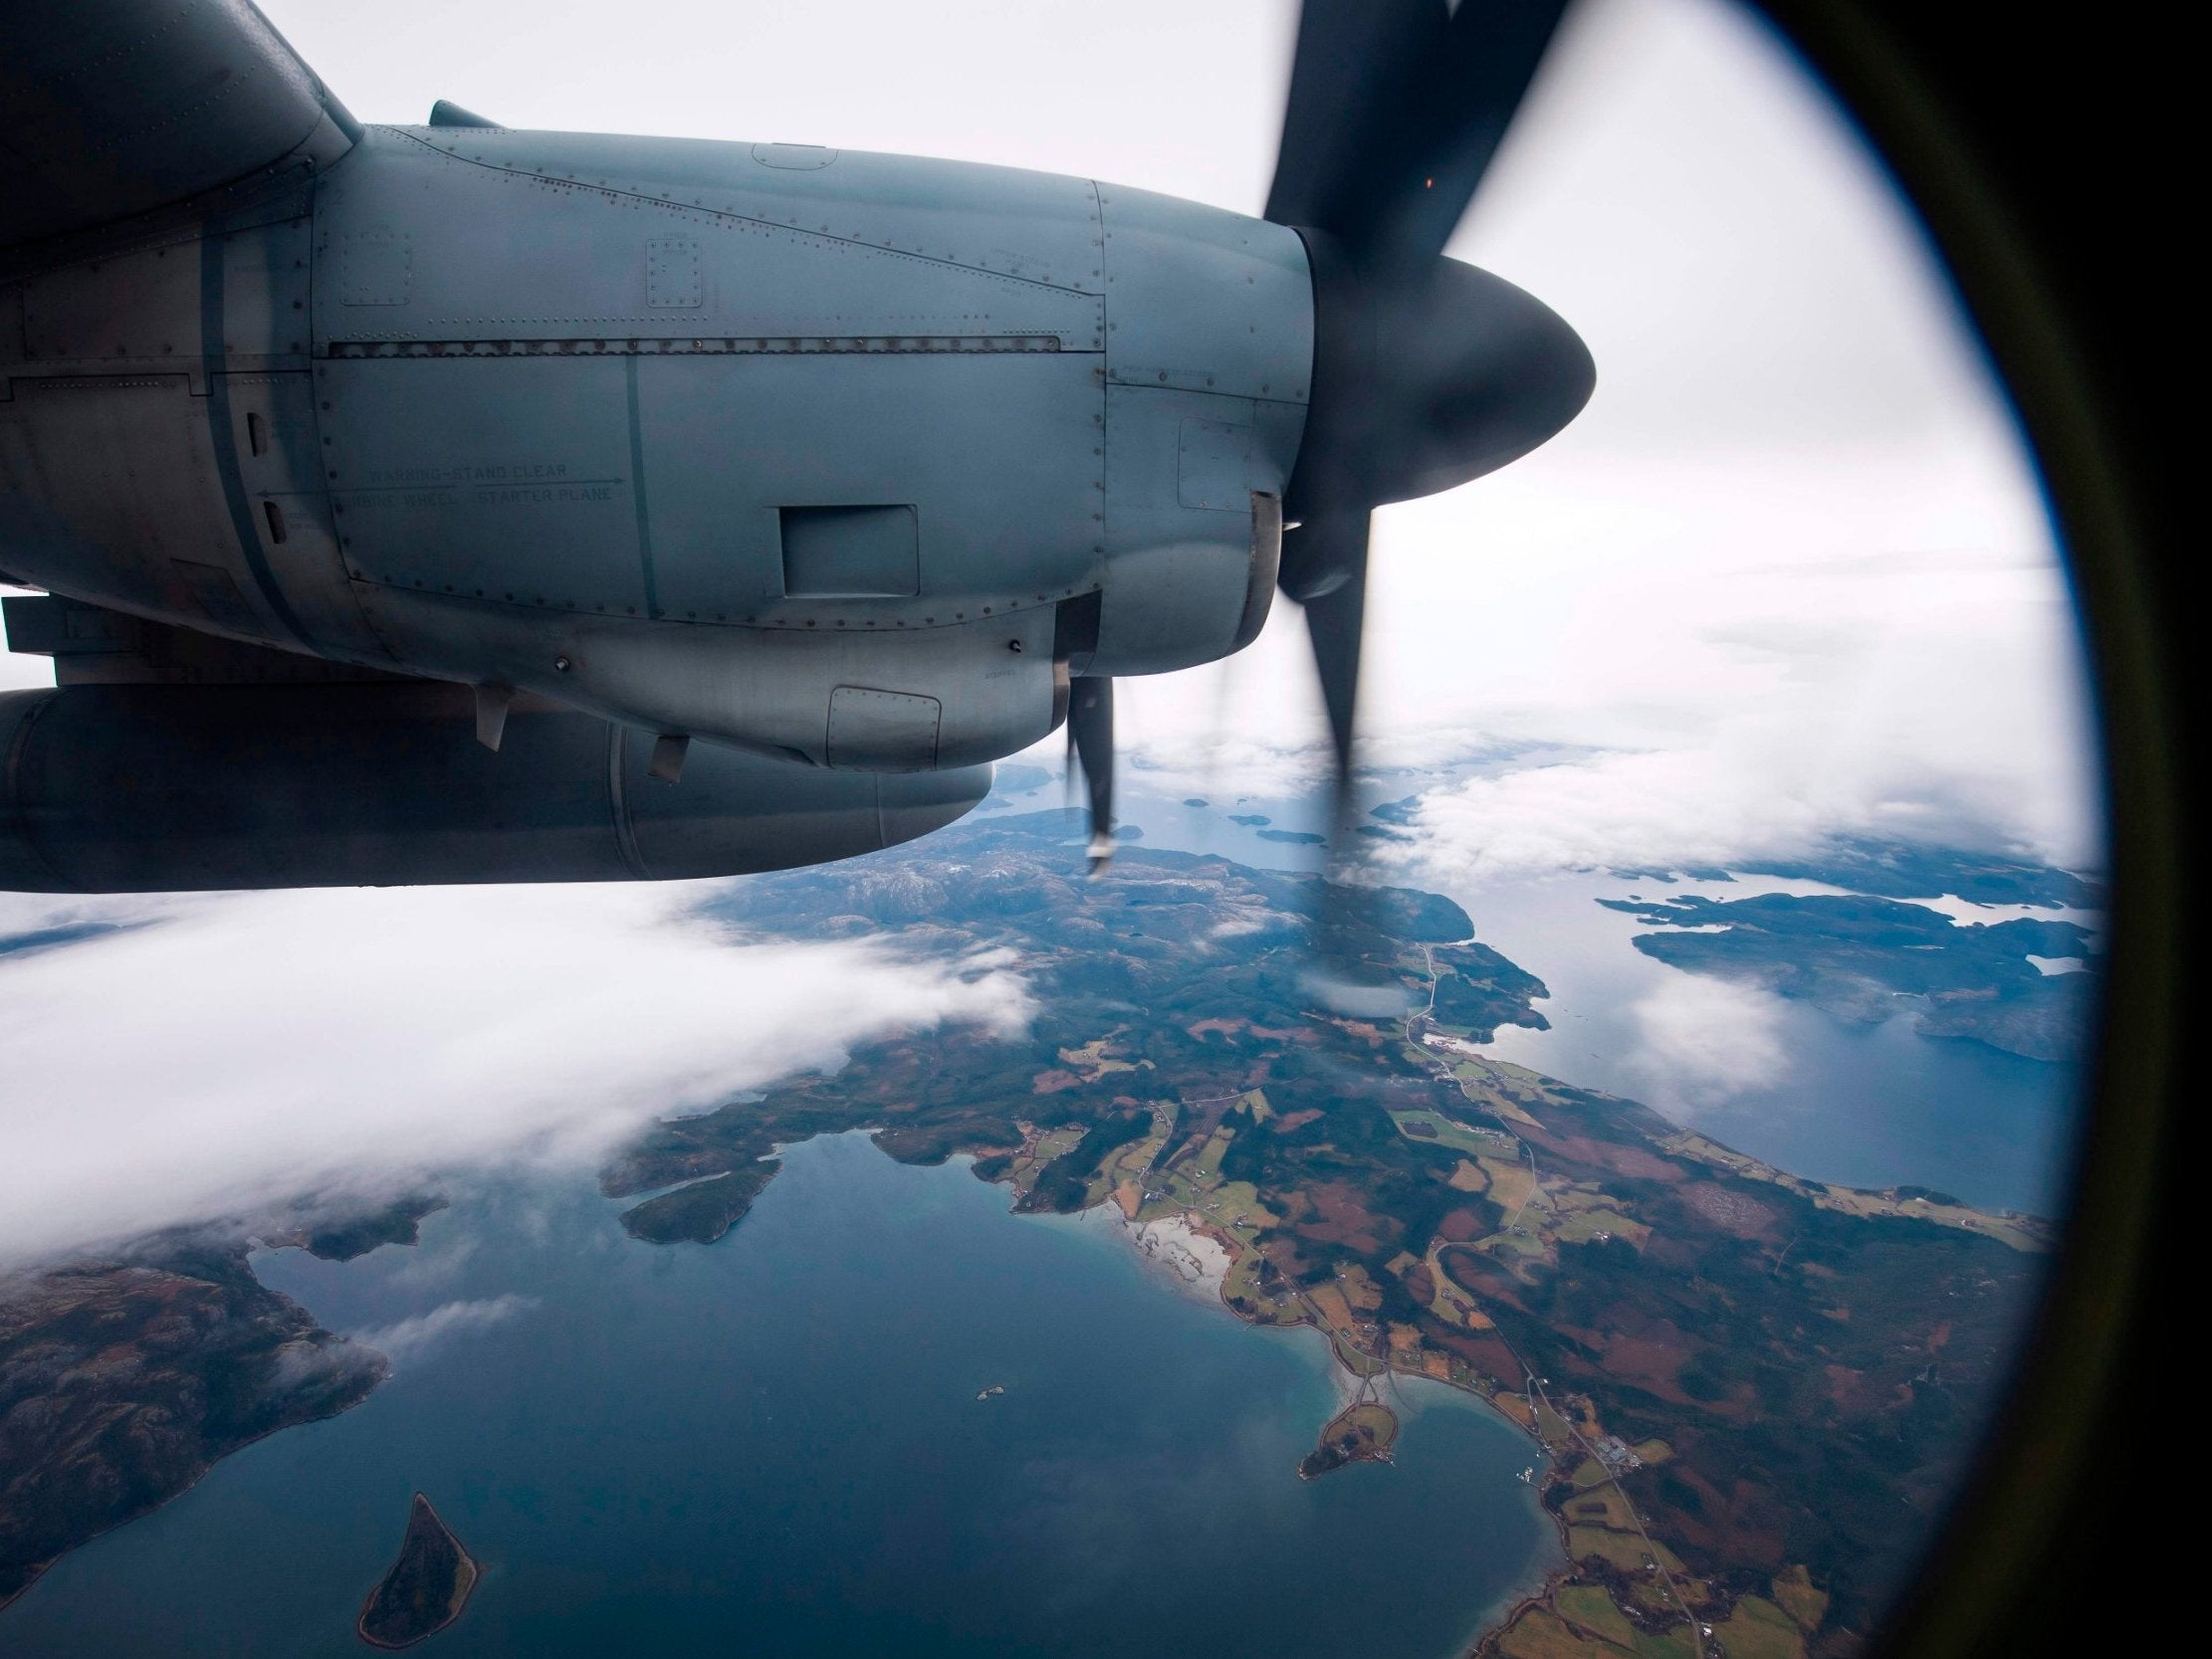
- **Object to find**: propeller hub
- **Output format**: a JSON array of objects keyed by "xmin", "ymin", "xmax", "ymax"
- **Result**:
[{"xmin": 1283, "ymin": 233, "xmax": 1595, "ymax": 549}]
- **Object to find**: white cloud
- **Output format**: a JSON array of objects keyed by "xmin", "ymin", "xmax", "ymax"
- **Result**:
[
  {"xmin": 1619, "ymin": 972, "xmax": 1791, "ymax": 1113},
  {"xmin": 0, "ymin": 883, "xmax": 1029, "ymax": 1266},
  {"xmin": 350, "ymin": 1294, "xmax": 537, "ymax": 1367}
]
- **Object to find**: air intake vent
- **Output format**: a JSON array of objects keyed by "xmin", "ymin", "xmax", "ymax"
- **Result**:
[{"xmin": 779, "ymin": 505, "xmax": 920, "ymax": 598}]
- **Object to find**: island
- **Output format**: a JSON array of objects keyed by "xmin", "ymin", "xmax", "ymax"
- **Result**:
[
  {"xmin": 1736, "ymin": 834, "xmax": 2103, "ymax": 909},
  {"xmin": 356, "ymin": 1492, "xmax": 479, "ymax": 1649},
  {"xmin": 1602, "ymin": 888, "xmax": 2098, "ymax": 1062},
  {"xmin": 1298, "ymin": 1400, "xmax": 1399, "ymax": 1479}
]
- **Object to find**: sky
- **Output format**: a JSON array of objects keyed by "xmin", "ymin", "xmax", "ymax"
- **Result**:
[{"xmin": 0, "ymin": 0, "xmax": 2102, "ymax": 1263}]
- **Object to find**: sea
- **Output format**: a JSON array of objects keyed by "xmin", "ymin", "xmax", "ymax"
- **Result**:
[{"xmin": 1, "ymin": 1134, "xmax": 1557, "ymax": 1658}]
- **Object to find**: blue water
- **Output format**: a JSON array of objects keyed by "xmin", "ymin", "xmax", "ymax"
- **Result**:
[{"xmin": 3, "ymin": 1134, "xmax": 1556, "ymax": 1658}]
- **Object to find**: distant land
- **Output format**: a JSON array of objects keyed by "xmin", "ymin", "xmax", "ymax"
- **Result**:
[
  {"xmin": 989, "ymin": 763, "xmax": 1053, "ymax": 796},
  {"xmin": 0, "ymin": 812, "xmax": 2070, "ymax": 1658},
  {"xmin": 1735, "ymin": 835, "xmax": 2104, "ymax": 910},
  {"xmin": 1602, "ymin": 889, "xmax": 2098, "ymax": 1063}
]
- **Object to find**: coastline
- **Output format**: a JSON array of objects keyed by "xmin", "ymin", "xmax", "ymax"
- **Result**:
[{"xmin": 1054, "ymin": 1184, "xmax": 1569, "ymax": 1657}]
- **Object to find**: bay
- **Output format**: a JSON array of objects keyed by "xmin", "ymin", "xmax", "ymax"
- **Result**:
[{"xmin": 2, "ymin": 1132, "xmax": 1557, "ymax": 1658}]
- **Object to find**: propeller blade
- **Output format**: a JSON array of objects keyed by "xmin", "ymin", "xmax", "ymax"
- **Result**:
[
  {"xmin": 1289, "ymin": 514, "xmax": 1371, "ymax": 802},
  {"xmin": 1267, "ymin": 0, "xmax": 1575, "ymax": 268},
  {"xmin": 1295, "ymin": 531, "xmax": 1413, "ymax": 1017},
  {"xmin": 1067, "ymin": 676, "xmax": 1115, "ymax": 874},
  {"xmin": 1260, "ymin": 2, "xmax": 1588, "ymax": 1001},
  {"xmin": 1265, "ymin": 2, "xmax": 1445, "ymax": 241}
]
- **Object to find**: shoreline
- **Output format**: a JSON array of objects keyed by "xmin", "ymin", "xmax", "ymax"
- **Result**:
[
  {"xmin": 1056, "ymin": 1184, "xmax": 1571, "ymax": 1657},
  {"xmin": 0, "ymin": 1342, "xmax": 388, "ymax": 1622}
]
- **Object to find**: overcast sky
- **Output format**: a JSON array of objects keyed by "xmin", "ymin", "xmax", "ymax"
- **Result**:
[{"xmin": 0, "ymin": 0, "xmax": 2102, "ymax": 1263}]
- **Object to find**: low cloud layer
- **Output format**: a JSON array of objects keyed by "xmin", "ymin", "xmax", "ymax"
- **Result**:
[
  {"xmin": 351, "ymin": 1294, "xmax": 538, "ymax": 1367},
  {"xmin": 1620, "ymin": 974, "xmax": 1792, "ymax": 1114},
  {"xmin": 0, "ymin": 883, "xmax": 1028, "ymax": 1266}
]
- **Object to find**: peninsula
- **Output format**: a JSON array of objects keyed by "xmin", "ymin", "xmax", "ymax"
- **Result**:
[{"xmin": 602, "ymin": 810, "xmax": 2056, "ymax": 1658}]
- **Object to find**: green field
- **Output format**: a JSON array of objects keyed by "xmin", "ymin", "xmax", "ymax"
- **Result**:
[
  {"xmin": 1499, "ymin": 1608, "xmax": 1627, "ymax": 1659},
  {"xmin": 1388, "ymin": 1107, "xmax": 1512, "ymax": 1158},
  {"xmin": 1568, "ymin": 1526, "xmax": 1683, "ymax": 1574},
  {"xmin": 1556, "ymin": 1585, "xmax": 1638, "ymax": 1648},
  {"xmin": 1713, "ymin": 1595, "xmax": 1807, "ymax": 1659}
]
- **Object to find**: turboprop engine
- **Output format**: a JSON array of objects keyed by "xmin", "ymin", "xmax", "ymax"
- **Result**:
[{"xmin": 2, "ymin": 0, "xmax": 1594, "ymax": 896}]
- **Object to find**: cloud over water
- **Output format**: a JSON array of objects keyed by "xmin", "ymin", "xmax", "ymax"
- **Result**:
[{"xmin": 0, "ymin": 883, "xmax": 1029, "ymax": 1266}]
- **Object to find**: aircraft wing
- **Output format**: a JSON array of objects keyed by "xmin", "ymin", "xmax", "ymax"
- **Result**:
[{"xmin": 0, "ymin": 0, "xmax": 356, "ymax": 254}]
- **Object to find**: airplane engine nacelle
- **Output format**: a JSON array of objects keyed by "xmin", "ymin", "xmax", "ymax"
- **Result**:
[
  {"xmin": 0, "ymin": 123, "xmax": 1314, "ymax": 770},
  {"xmin": 0, "ymin": 685, "xmax": 989, "ymax": 894}
]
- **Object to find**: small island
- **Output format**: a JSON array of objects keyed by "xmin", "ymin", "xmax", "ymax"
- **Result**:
[
  {"xmin": 357, "ymin": 1493, "xmax": 479, "ymax": 1650},
  {"xmin": 976, "ymin": 1384, "xmax": 1005, "ymax": 1401},
  {"xmin": 1298, "ymin": 1401, "xmax": 1399, "ymax": 1479}
]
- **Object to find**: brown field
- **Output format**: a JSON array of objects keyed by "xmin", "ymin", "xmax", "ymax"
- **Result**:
[
  {"xmin": 1294, "ymin": 1182, "xmax": 1391, "ymax": 1254},
  {"xmin": 1678, "ymin": 1182, "xmax": 1783, "ymax": 1240},
  {"xmin": 1530, "ymin": 1132, "xmax": 1683, "ymax": 1184},
  {"xmin": 1438, "ymin": 1205, "xmax": 1490, "ymax": 1242},
  {"xmin": 1491, "ymin": 1392, "xmax": 1538, "ymax": 1431},
  {"xmin": 1307, "ymin": 1282, "xmax": 1356, "ymax": 1335},
  {"xmin": 1588, "ymin": 1328, "xmax": 1695, "ymax": 1396}
]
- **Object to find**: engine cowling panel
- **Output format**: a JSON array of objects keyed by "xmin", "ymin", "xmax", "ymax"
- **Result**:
[{"xmin": 1, "ymin": 126, "xmax": 1318, "ymax": 772}]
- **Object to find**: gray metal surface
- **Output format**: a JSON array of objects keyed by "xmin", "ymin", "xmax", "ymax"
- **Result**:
[
  {"xmin": 0, "ymin": 0, "xmax": 1593, "ymax": 901},
  {"xmin": 0, "ymin": 6, "xmax": 1326, "ymax": 867},
  {"xmin": 1, "ymin": 115, "xmax": 1318, "ymax": 775},
  {"xmin": 0, "ymin": 1, "xmax": 355, "ymax": 252},
  {"xmin": 0, "ymin": 684, "xmax": 987, "ymax": 892}
]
